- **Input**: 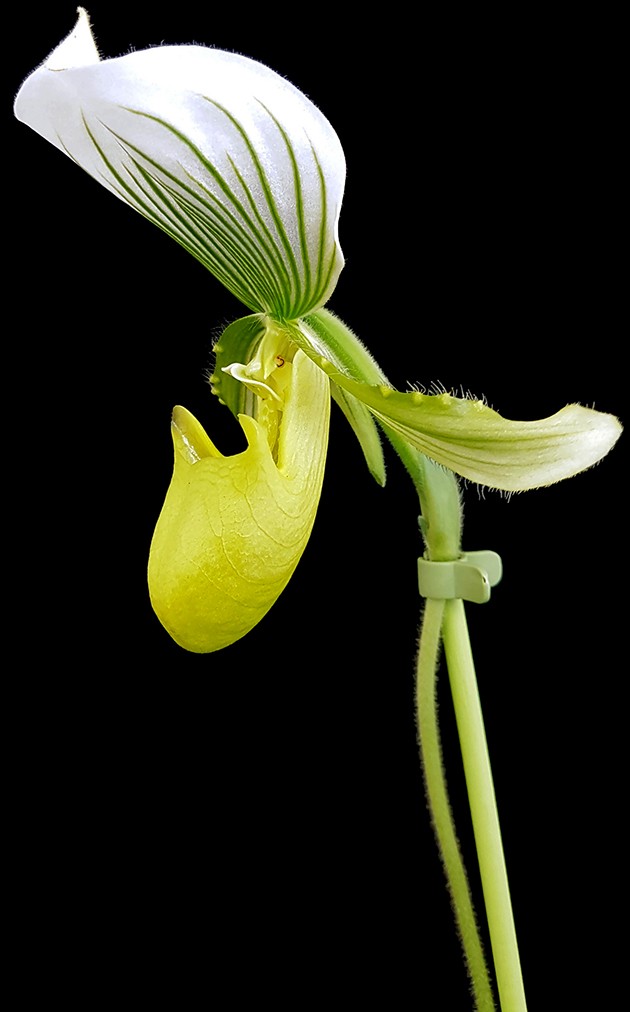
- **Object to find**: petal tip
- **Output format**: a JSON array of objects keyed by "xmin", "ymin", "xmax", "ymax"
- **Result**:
[{"xmin": 45, "ymin": 8, "xmax": 100, "ymax": 71}]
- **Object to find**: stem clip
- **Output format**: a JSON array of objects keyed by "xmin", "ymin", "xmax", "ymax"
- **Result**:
[{"xmin": 417, "ymin": 551, "xmax": 503, "ymax": 604}]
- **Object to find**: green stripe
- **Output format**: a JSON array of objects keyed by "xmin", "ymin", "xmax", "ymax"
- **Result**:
[
  {"xmin": 82, "ymin": 117, "xmax": 266, "ymax": 309},
  {"xmin": 80, "ymin": 98, "xmax": 337, "ymax": 318},
  {"xmin": 130, "ymin": 162, "xmax": 273, "ymax": 309},
  {"xmin": 124, "ymin": 106, "xmax": 293, "ymax": 314},
  {"xmin": 203, "ymin": 98, "xmax": 302, "ymax": 315},
  {"xmin": 255, "ymin": 101, "xmax": 312, "ymax": 307}
]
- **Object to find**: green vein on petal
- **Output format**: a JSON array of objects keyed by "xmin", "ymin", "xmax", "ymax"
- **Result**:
[
  {"xmin": 312, "ymin": 149, "xmax": 336, "ymax": 310},
  {"xmin": 205, "ymin": 98, "xmax": 302, "ymax": 315},
  {"xmin": 255, "ymin": 101, "xmax": 311, "ymax": 305},
  {"xmin": 112, "ymin": 109, "xmax": 295, "ymax": 313},
  {"xmin": 14, "ymin": 17, "xmax": 346, "ymax": 319},
  {"xmin": 79, "ymin": 117, "xmax": 265, "ymax": 310},
  {"xmin": 127, "ymin": 162, "xmax": 279, "ymax": 310},
  {"xmin": 325, "ymin": 373, "xmax": 622, "ymax": 491}
]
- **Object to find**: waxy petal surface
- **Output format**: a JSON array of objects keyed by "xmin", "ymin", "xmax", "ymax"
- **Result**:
[
  {"xmin": 148, "ymin": 351, "xmax": 330, "ymax": 652},
  {"xmin": 15, "ymin": 10, "xmax": 345, "ymax": 317}
]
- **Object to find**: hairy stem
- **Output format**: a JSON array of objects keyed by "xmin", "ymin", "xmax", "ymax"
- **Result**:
[
  {"xmin": 442, "ymin": 600, "xmax": 527, "ymax": 1012},
  {"xmin": 416, "ymin": 597, "xmax": 495, "ymax": 1011}
]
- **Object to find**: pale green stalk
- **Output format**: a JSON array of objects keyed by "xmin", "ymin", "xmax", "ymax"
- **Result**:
[
  {"xmin": 442, "ymin": 599, "xmax": 527, "ymax": 1012},
  {"xmin": 301, "ymin": 312, "xmax": 525, "ymax": 1009},
  {"xmin": 416, "ymin": 596, "xmax": 496, "ymax": 1011}
]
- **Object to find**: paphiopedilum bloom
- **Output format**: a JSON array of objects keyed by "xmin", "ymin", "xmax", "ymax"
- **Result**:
[{"xmin": 15, "ymin": 10, "xmax": 621, "ymax": 651}]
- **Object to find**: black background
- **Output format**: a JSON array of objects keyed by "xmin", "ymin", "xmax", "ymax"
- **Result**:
[{"xmin": 8, "ymin": 5, "xmax": 626, "ymax": 1008}]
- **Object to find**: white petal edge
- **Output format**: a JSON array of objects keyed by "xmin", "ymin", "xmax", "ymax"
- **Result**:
[{"xmin": 14, "ymin": 10, "xmax": 345, "ymax": 317}]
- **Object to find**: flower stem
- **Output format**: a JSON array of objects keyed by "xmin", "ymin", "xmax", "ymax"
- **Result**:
[
  {"xmin": 416, "ymin": 597, "xmax": 495, "ymax": 1011},
  {"xmin": 441, "ymin": 599, "xmax": 527, "ymax": 1012},
  {"xmin": 387, "ymin": 416, "xmax": 526, "ymax": 1009}
]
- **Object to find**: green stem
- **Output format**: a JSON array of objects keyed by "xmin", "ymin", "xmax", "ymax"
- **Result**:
[
  {"xmin": 302, "ymin": 308, "xmax": 525, "ymax": 1006},
  {"xmin": 380, "ymin": 428, "xmax": 462, "ymax": 561},
  {"xmin": 442, "ymin": 600, "xmax": 527, "ymax": 1012},
  {"xmin": 416, "ymin": 597, "xmax": 495, "ymax": 1011}
]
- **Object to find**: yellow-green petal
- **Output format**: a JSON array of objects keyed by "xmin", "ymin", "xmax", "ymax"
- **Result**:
[
  {"xmin": 148, "ymin": 350, "xmax": 330, "ymax": 652},
  {"xmin": 322, "ymin": 372, "xmax": 622, "ymax": 491}
]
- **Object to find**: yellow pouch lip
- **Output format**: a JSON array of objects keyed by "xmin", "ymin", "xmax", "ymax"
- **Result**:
[{"xmin": 148, "ymin": 350, "xmax": 330, "ymax": 653}]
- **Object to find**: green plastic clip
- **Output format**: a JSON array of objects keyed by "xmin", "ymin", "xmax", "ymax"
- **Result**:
[{"xmin": 417, "ymin": 551, "xmax": 503, "ymax": 604}]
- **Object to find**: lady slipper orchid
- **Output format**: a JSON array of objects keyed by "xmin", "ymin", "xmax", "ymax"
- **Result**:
[
  {"xmin": 14, "ymin": 8, "xmax": 342, "ymax": 651},
  {"xmin": 14, "ymin": 10, "xmax": 621, "ymax": 652}
]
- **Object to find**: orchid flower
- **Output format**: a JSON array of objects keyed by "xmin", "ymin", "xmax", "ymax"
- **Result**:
[{"xmin": 15, "ymin": 9, "xmax": 621, "ymax": 654}]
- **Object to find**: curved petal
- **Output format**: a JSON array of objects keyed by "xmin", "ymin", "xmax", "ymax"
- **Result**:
[
  {"xmin": 293, "ymin": 309, "xmax": 388, "ymax": 483},
  {"xmin": 14, "ymin": 9, "xmax": 345, "ymax": 318},
  {"xmin": 148, "ymin": 350, "xmax": 330, "ymax": 652},
  {"xmin": 288, "ymin": 311, "xmax": 622, "ymax": 491},
  {"xmin": 319, "ymin": 368, "xmax": 622, "ymax": 491}
]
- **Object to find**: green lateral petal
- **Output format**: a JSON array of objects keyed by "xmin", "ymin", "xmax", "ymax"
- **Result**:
[
  {"xmin": 293, "ymin": 309, "xmax": 386, "ymax": 483},
  {"xmin": 148, "ymin": 350, "xmax": 330, "ymax": 652},
  {"xmin": 319, "ymin": 371, "xmax": 622, "ymax": 491},
  {"xmin": 330, "ymin": 385, "xmax": 387, "ymax": 486},
  {"xmin": 14, "ymin": 10, "xmax": 345, "ymax": 317}
]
